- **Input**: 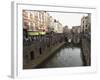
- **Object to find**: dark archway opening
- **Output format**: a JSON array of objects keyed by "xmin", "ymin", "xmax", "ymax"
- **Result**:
[{"xmin": 30, "ymin": 51, "xmax": 34, "ymax": 60}]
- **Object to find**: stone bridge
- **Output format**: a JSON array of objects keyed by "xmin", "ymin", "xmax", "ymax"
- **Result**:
[{"xmin": 64, "ymin": 33, "xmax": 80, "ymax": 44}]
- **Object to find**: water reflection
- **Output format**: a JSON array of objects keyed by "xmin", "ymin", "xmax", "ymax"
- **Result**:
[{"xmin": 38, "ymin": 43, "xmax": 84, "ymax": 68}]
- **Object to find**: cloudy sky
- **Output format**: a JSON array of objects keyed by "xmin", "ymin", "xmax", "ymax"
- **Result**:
[{"xmin": 48, "ymin": 12, "xmax": 88, "ymax": 29}]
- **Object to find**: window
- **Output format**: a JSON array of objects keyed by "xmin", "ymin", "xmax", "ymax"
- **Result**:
[
  {"xmin": 83, "ymin": 21, "xmax": 84, "ymax": 24},
  {"xmin": 86, "ymin": 25, "xmax": 87, "ymax": 28}
]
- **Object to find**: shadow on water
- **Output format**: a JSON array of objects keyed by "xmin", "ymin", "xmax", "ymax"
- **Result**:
[{"xmin": 36, "ymin": 42, "xmax": 85, "ymax": 68}]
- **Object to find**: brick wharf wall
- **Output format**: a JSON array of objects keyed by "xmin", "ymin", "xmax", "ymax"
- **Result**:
[
  {"xmin": 23, "ymin": 33, "xmax": 64, "ymax": 66},
  {"xmin": 81, "ymin": 34, "xmax": 91, "ymax": 66}
]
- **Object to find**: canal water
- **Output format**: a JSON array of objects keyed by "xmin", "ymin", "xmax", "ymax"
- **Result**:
[{"xmin": 38, "ymin": 43, "xmax": 84, "ymax": 68}]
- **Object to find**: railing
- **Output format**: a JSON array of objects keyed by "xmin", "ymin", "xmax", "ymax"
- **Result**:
[{"xmin": 23, "ymin": 33, "xmax": 65, "ymax": 47}]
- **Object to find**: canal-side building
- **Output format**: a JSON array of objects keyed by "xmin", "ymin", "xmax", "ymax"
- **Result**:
[
  {"xmin": 48, "ymin": 18, "xmax": 63, "ymax": 33},
  {"xmin": 80, "ymin": 14, "xmax": 91, "ymax": 66},
  {"xmin": 48, "ymin": 16, "xmax": 55, "ymax": 32},
  {"xmin": 23, "ymin": 10, "xmax": 50, "ymax": 32},
  {"xmin": 23, "ymin": 10, "xmax": 65, "ymax": 34},
  {"xmin": 81, "ymin": 14, "xmax": 91, "ymax": 33},
  {"xmin": 23, "ymin": 10, "xmax": 30, "ymax": 30},
  {"xmin": 55, "ymin": 21, "xmax": 63, "ymax": 33},
  {"xmin": 63, "ymin": 25, "xmax": 69, "ymax": 33}
]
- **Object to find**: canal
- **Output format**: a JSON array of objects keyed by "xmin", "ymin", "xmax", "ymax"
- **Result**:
[{"xmin": 37, "ymin": 43, "xmax": 84, "ymax": 68}]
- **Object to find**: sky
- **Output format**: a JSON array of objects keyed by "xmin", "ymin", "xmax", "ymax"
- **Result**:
[{"xmin": 48, "ymin": 12, "xmax": 88, "ymax": 29}]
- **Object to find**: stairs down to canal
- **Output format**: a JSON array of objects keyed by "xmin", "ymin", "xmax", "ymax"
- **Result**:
[{"xmin": 24, "ymin": 42, "xmax": 65, "ymax": 69}]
